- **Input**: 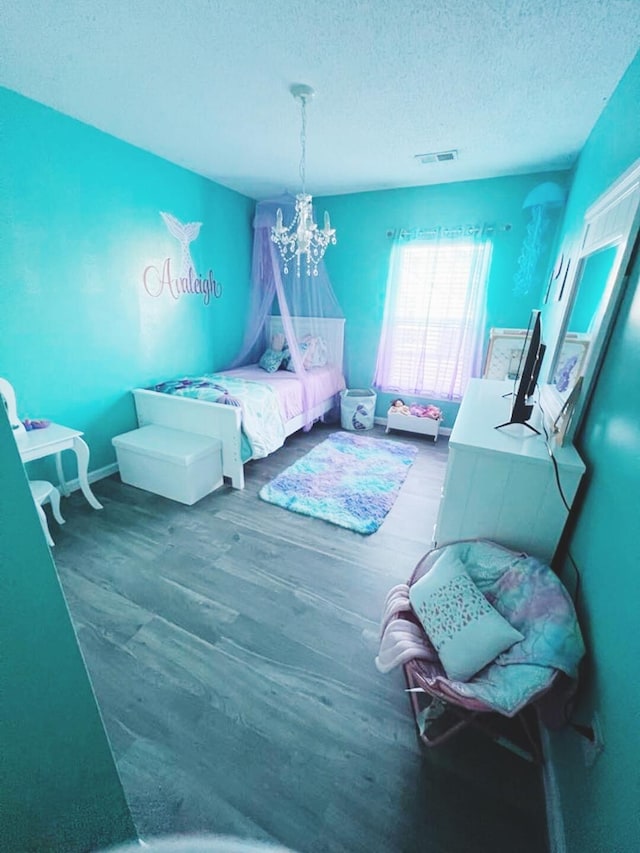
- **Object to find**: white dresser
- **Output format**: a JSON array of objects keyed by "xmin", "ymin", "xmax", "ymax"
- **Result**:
[{"xmin": 434, "ymin": 379, "xmax": 585, "ymax": 563}]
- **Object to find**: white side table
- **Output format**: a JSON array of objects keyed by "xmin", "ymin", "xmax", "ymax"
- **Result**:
[{"xmin": 18, "ymin": 423, "xmax": 103, "ymax": 510}]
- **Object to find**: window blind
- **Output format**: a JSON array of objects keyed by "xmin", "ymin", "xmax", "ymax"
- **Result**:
[{"xmin": 376, "ymin": 237, "xmax": 491, "ymax": 400}]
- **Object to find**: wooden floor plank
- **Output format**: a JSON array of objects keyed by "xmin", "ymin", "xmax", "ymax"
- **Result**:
[{"xmin": 52, "ymin": 424, "xmax": 548, "ymax": 852}]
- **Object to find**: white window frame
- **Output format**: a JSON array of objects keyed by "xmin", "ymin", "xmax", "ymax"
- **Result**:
[{"xmin": 375, "ymin": 237, "xmax": 492, "ymax": 400}]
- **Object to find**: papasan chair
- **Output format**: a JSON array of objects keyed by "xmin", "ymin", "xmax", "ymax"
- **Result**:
[{"xmin": 376, "ymin": 539, "xmax": 585, "ymax": 762}]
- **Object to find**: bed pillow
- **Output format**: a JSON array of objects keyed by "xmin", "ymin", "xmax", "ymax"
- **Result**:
[
  {"xmin": 278, "ymin": 346, "xmax": 289, "ymax": 370},
  {"xmin": 409, "ymin": 549, "xmax": 523, "ymax": 682},
  {"xmin": 258, "ymin": 348, "xmax": 286, "ymax": 373},
  {"xmin": 271, "ymin": 332, "xmax": 286, "ymax": 352},
  {"xmin": 282, "ymin": 342, "xmax": 311, "ymax": 371},
  {"xmin": 301, "ymin": 335, "xmax": 329, "ymax": 367}
]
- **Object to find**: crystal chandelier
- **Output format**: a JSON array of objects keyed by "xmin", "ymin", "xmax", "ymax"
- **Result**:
[{"xmin": 271, "ymin": 84, "xmax": 336, "ymax": 277}]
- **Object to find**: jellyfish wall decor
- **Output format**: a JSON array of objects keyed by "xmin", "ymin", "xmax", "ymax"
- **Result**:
[{"xmin": 513, "ymin": 181, "xmax": 566, "ymax": 296}]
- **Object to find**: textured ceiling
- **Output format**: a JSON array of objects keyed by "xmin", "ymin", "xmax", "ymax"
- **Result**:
[{"xmin": 1, "ymin": 1, "xmax": 639, "ymax": 200}]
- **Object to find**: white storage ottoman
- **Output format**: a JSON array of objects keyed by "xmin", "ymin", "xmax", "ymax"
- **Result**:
[{"xmin": 112, "ymin": 425, "xmax": 223, "ymax": 505}]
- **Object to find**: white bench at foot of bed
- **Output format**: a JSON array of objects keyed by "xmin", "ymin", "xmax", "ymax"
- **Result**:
[
  {"xmin": 132, "ymin": 388, "xmax": 339, "ymax": 490},
  {"xmin": 133, "ymin": 389, "xmax": 246, "ymax": 489}
]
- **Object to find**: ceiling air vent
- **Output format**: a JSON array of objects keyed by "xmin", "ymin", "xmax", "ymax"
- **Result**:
[{"xmin": 415, "ymin": 149, "xmax": 458, "ymax": 164}]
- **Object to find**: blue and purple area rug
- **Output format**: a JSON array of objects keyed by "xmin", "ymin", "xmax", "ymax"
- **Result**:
[{"xmin": 259, "ymin": 431, "xmax": 418, "ymax": 535}]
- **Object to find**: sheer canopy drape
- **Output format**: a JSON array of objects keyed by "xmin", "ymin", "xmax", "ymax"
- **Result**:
[
  {"xmin": 373, "ymin": 227, "xmax": 492, "ymax": 401},
  {"xmin": 229, "ymin": 194, "xmax": 344, "ymax": 427}
]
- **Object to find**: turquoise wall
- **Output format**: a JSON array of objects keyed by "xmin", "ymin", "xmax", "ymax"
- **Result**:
[
  {"xmin": 0, "ymin": 86, "xmax": 253, "ymax": 480},
  {"xmin": 318, "ymin": 171, "xmax": 569, "ymax": 426},
  {"xmin": 546, "ymin": 50, "xmax": 640, "ymax": 853},
  {"xmin": 0, "ymin": 408, "xmax": 137, "ymax": 851}
]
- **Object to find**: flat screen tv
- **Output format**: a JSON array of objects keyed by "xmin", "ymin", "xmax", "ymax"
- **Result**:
[{"xmin": 495, "ymin": 309, "xmax": 546, "ymax": 435}]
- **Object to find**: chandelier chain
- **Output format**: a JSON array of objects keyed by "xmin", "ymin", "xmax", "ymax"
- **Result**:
[
  {"xmin": 299, "ymin": 95, "xmax": 307, "ymax": 195},
  {"xmin": 271, "ymin": 84, "xmax": 336, "ymax": 276}
]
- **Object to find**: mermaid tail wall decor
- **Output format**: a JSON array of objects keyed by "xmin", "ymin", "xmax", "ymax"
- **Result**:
[{"xmin": 160, "ymin": 211, "xmax": 203, "ymax": 279}]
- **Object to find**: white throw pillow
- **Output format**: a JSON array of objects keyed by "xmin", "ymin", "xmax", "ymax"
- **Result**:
[
  {"xmin": 301, "ymin": 334, "xmax": 328, "ymax": 367},
  {"xmin": 409, "ymin": 549, "xmax": 523, "ymax": 682},
  {"xmin": 283, "ymin": 341, "xmax": 311, "ymax": 371},
  {"xmin": 271, "ymin": 332, "xmax": 286, "ymax": 352}
]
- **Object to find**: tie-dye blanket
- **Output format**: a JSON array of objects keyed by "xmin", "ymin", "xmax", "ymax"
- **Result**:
[
  {"xmin": 377, "ymin": 540, "xmax": 585, "ymax": 717},
  {"xmin": 152, "ymin": 374, "xmax": 285, "ymax": 459}
]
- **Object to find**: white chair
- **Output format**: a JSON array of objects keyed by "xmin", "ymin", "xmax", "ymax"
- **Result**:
[
  {"xmin": 29, "ymin": 480, "xmax": 65, "ymax": 547},
  {"xmin": 0, "ymin": 377, "xmax": 27, "ymax": 444}
]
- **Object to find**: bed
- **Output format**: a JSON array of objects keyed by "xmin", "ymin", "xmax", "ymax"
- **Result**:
[{"xmin": 132, "ymin": 316, "xmax": 346, "ymax": 489}]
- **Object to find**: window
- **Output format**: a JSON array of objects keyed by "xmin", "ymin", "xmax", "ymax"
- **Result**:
[{"xmin": 374, "ymin": 234, "xmax": 492, "ymax": 401}]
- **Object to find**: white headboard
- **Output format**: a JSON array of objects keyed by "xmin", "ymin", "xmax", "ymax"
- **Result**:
[{"xmin": 268, "ymin": 316, "xmax": 345, "ymax": 369}]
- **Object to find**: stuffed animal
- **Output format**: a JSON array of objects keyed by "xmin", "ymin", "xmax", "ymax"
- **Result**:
[
  {"xmin": 389, "ymin": 398, "xmax": 411, "ymax": 415},
  {"xmin": 389, "ymin": 398, "xmax": 443, "ymax": 420},
  {"xmin": 409, "ymin": 403, "xmax": 443, "ymax": 421}
]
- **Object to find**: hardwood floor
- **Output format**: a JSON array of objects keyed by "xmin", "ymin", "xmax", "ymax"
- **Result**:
[{"xmin": 52, "ymin": 424, "xmax": 548, "ymax": 853}]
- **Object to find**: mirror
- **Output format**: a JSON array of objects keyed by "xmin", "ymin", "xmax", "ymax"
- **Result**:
[
  {"xmin": 540, "ymin": 158, "xmax": 640, "ymax": 443},
  {"xmin": 550, "ymin": 245, "xmax": 617, "ymax": 399}
]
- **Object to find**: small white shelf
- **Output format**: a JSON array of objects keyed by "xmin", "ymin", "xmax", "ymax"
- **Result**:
[{"xmin": 385, "ymin": 411, "xmax": 440, "ymax": 442}]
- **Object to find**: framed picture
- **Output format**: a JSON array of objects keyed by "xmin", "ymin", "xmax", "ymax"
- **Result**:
[
  {"xmin": 543, "ymin": 252, "xmax": 564, "ymax": 304},
  {"xmin": 557, "ymin": 256, "xmax": 572, "ymax": 302},
  {"xmin": 553, "ymin": 335, "xmax": 590, "ymax": 395},
  {"xmin": 484, "ymin": 328, "xmax": 530, "ymax": 380}
]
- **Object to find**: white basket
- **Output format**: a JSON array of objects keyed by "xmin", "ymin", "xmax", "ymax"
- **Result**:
[{"xmin": 340, "ymin": 389, "xmax": 377, "ymax": 431}]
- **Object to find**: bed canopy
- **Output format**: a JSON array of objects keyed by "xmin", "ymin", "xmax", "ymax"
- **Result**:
[{"xmin": 230, "ymin": 194, "xmax": 344, "ymax": 427}]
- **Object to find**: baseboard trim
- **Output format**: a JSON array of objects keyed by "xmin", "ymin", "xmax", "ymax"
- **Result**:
[
  {"xmin": 62, "ymin": 462, "xmax": 119, "ymax": 495},
  {"xmin": 540, "ymin": 726, "xmax": 566, "ymax": 853}
]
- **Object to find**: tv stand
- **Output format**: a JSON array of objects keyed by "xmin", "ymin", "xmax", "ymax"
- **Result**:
[
  {"xmin": 494, "ymin": 416, "xmax": 541, "ymax": 436},
  {"xmin": 434, "ymin": 379, "xmax": 585, "ymax": 563}
]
